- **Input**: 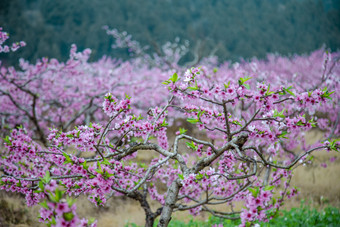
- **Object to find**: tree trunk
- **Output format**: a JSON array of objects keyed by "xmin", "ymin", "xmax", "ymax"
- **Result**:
[
  {"xmin": 157, "ymin": 180, "xmax": 180, "ymax": 227},
  {"xmin": 127, "ymin": 189, "xmax": 164, "ymax": 227},
  {"xmin": 145, "ymin": 215, "xmax": 155, "ymax": 227}
]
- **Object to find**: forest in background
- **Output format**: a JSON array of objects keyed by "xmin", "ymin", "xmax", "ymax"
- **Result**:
[{"xmin": 0, "ymin": 0, "xmax": 339, "ymax": 65}]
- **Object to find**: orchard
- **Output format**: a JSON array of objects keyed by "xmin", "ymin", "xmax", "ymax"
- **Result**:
[{"xmin": 0, "ymin": 27, "xmax": 339, "ymax": 227}]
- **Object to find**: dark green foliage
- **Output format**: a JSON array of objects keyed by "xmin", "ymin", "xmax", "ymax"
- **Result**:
[{"xmin": 1, "ymin": 0, "xmax": 339, "ymax": 65}]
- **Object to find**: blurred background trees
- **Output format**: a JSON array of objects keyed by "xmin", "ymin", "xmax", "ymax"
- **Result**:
[{"xmin": 0, "ymin": 0, "xmax": 339, "ymax": 65}]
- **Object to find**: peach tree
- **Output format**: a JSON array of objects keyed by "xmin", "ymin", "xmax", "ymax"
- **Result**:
[{"xmin": 0, "ymin": 28, "xmax": 339, "ymax": 227}]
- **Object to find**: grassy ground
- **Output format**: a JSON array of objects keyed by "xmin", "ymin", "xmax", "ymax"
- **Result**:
[{"xmin": 124, "ymin": 203, "xmax": 340, "ymax": 227}]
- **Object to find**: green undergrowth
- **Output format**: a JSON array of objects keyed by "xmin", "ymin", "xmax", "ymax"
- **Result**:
[{"xmin": 125, "ymin": 203, "xmax": 340, "ymax": 227}]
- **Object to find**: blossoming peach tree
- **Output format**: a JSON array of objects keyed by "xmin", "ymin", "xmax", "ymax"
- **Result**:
[{"xmin": 0, "ymin": 28, "xmax": 339, "ymax": 227}]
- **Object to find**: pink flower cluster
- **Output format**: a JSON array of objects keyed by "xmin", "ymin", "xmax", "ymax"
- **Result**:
[
  {"xmin": 48, "ymin": 124, "xmax": 102, "ymax": 152},
  {"xmin": 0, "ymin": 27, "xmax": 26, "ymax": 53},
  {"xmin": 103, "ymin": 93, "xmax": 131, "ymax": 117},
  {"xmin": 240, "ymin": 189, "xmax": 273, "ymax": 225},
  {"xmin": 39, "ymin": 191, "xmax": 97, "ymax": 227}
]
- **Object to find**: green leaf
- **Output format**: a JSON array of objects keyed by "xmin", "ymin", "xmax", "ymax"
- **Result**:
[
  {"xmin": 50, "ymin": 217, "xmax": 56, "ymax": 225},
  {"xmin": 170, "ymin": 72, "xmax": 179, "ymax": 83},
  {"xmin": 278, "ymin": 109, "xmax": 286, "ymax": 118},
  {"xmin": 284, "ymin": 86, "xmax": 295, "ymax": 97},
  {"xmin": 95, "ymin": 169, "xmax": 103, "ymax": 175},
  {"xmin": 41, "ymin": 171, "xmax": 51, "ymax": 184},
  {"xmin": 185, "ymin": 141, "xmax": 197, "ymax": 150},
  {"xmin": 94, "ymin": 196, "xmax": 103, "ymax": 206},
  {"xmin": 196, "ymin": 173, "xmax": 203, "ymax": 180},
  {"xmin": 178, "ymin": 174, "xmax": 184, "ymax": 180},
  {"xmin": 39, "ymin": 200, "xmax": 49, "ymax": 209},
  {"xmin": 308, "ymin": 118, "xmax": 317, "ymax": 127},
  {"xmin": 66, "ymin": 197, "xmax": 76, "ymax": 207},
  {"xmin": 137, "ymin": 114, "xmax": 143, "ymax": 120},
  {"xmin": 273, "ymin": 109, "xmax": 278, "ymax": 117},
  {"xmin": 264, "ymin": 185, "xmax": 274, "ymax": 191},
  {"xmin": 321, "ymin": 90, "xmax": 334, "ymax": 100},
  {"xmin": 272, "ymin": 199, "xmax": 278, "ymax": 209},
  {"xmin": 133, "ymin": 179, "xmax": 141, "ymax": 186},
  {"xmin": 296, "ymin": 121, "xmax": 304, "ymax": 126},
  {"xmin": 48, "ymin": 194, "xmax": 57, "ymax": 203},
  {"xmin": 62, "ymin": 152, "xmax": 73, "ymax": 165},
  {"xmin": 187, "ymin": 86, "xmax": 198, "ymax": 91},
  {"xmin": 88, "ymin": 217, "xmax": 96, "ymax": 225},
  {"xmin": 224, "ymin": 81, "xmax": 231, "ymax": 89},
  {"xmin": 238, "ymin": 76, "xmax": 252, "ymax": 86},
  {"xmin": 3, "ymin": 135, "xmax": 12, "ymax": 146},
  {"xmin": 187, "ymin": 118, "xmax": 199, "ymax": 124},
  {"xmin": 125, "ymin": 94, "xmax": 131, "ymax": 100},
  {"xmin": 54, "ymin": 188, "xmax": 64, "ymax": 202},
  {"xmin": 197, "ymin": 110, "xmax": 205, "ymax": 118},
  {"xmin": 248, "ymin": 187, "xmax": 259, "ymax": 198},
  {"xmin": 179, "ymin": 128, "xmax": 187, "ymax": 135},
  {"xmin": 328, "ymin": 138, "xmax": 340, "ymax": 152},
  {"xmin": 63, "ymin": 212, "xmax": 74, "ymax": 221},
  {"xmin": 243, "ymin": 76, "xmax": 252, "ymax": 83},
  {"xmin": 278, "ymin": 131, "xmax": 288, "ymax": 139},
  {"xmin": 95, "ymin": 161, "xmax": 103, "ymax": 174},
  {"xmin": 66, "ymin": 134, "xmax": 74, "ymax": 138},
  {"xmin": 101, "ymin": 158, "xmax": 111, "ymax": 166},
  {"xmin": 82, "ymin": 160, "xmax": 88, "ymax": 170},
  {"xmin": 38, "ymin": 181, "xmax": 44, "ymax": 190},
  {"xmin": 265, "ymin": 85, "xmax": 276, "ymax": 96},
  {"xmin": 161, "ymin": 118, "xmax": 168, "ymax": 127},
  {"xmin": 140, "ymin": 163, "xmax": 147, "ymax": 169},
  {"xmin": 232, "ymin": 120, "xmax": 242, "ymax": 127}
]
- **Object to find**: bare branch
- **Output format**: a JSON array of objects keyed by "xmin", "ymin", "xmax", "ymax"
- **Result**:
[{"xmin": 244, "ymin": 145, "xmax": 327, "ymax": 169}]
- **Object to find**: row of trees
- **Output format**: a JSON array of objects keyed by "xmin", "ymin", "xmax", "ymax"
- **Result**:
[
  {"xmin": 0, "ymin": 0, "xmax": 339, "ymax": 65},
  {"xmin": 0, "ymin": 27, "xmax": 339, "ymax": 226}
]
